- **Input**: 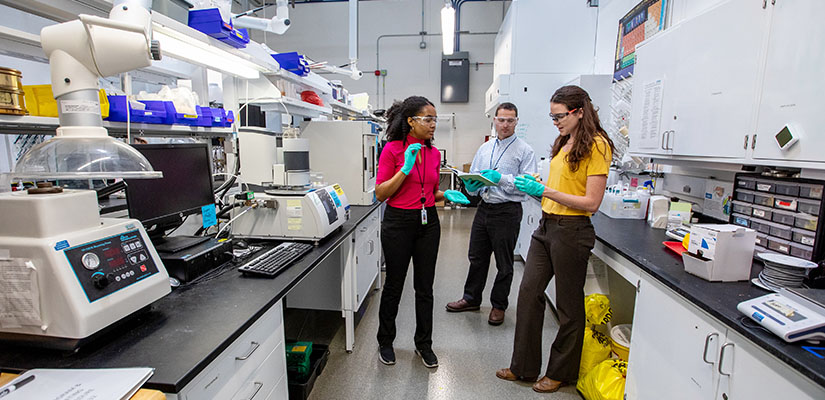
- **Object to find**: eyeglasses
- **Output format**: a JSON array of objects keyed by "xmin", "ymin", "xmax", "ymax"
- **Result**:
[
  {"xmin": 493, "ymin": 117, "xmax": 519, "ymax": 124},
  {"xmin": 411, "ymin": 116, "xmax": 438, "ymax": 124},
  {"xmin": 549, "ymin": 108, "xmax": 579, "ymax": 122}
]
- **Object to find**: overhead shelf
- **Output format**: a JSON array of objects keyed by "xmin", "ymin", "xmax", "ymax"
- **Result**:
[
  {"xmin": 263, "ymin": 70, "xmax": 331, "ymax": 95},
  {"xmin": 0, "ymin": 115, "xmax": 233, "ymax": 137},
  {"xmin": 244, "ymin": 96, "xmax": 332, "ymax": 119},
  {"xmin": 330, "ymin": 101, "xmax": 368, "ymax": 118}
]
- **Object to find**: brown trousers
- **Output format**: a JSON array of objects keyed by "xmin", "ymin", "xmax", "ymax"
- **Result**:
[{"xmin": 509, "ymin": 213, "xmax": 596, "ymax": 382}]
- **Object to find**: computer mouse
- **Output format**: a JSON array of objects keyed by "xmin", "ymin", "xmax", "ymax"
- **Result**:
[
  {"xmin": 234, "ymin": 240, "xmax": 249, "ymax": 250},
  {"xmin": 169, "ymin": 277, "xmax": 180, "ymax": 288}
]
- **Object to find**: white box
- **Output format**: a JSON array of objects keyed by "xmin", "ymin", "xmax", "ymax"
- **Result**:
[{"xmin": 683, "ymin": 224, "xmax": 756, "ymax": 282}]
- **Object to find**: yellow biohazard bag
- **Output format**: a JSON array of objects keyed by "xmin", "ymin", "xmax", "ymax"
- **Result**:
[
  {"xmin": 579, "ymin": 326, "xmax": 612, "ymax": 378},
  {"xmin": 577, "ymin": 359, "xmax": 627, "ymax": 400},
  {"xmin": 584, "ymin": 293, "xmax": 612, "ymax": 326}
]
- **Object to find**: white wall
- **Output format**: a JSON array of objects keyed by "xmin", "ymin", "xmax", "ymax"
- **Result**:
[{"xmin": 256, "ymin": 0, "xmax": 509, "ymax": 167}]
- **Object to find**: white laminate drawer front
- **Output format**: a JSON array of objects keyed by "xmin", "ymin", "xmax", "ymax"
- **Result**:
[
  {"xmin": 230, "ymin": 341, "xmax": 287, "ymax": 400},
  {"xmin": 264, "ymin": 375, "xmax": 287, "ymax": 400},
  {"xmin": 183, "ymin": 303, "xmax": 284, "ymax": 400}
]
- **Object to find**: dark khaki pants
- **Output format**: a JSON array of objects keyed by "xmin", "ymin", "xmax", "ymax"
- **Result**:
[{"xmin": 509, "ymin": 213, "xmax": 596, "ymax": 382}]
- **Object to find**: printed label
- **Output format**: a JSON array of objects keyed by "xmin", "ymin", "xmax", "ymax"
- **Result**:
[
  {"xmin": 60, "ymin": 100, "xmax": 99, "ymax": 114},
  {"xmin": 54, "ymin": 240, "xmax": 70, "ymax": 251}
]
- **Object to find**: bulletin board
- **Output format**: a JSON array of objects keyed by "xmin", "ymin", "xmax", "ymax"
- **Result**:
[{"xmin": 614, "ymin": 0, "xmax": 668, "ymax": 81}]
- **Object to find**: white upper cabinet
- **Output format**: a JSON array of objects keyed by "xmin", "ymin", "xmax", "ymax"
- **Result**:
[{"xmin": 752, "ymin": 0, "xmax": 825, "ymax": 163}]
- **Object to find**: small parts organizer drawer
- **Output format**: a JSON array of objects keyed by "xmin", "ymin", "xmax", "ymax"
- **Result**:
[{"xmin": 731, "ymin": 174, "xmax": 825, "ymax": 262}]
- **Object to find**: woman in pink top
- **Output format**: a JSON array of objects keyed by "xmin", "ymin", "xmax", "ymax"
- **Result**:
[{"xmin": 374, "ymin": 96, "xmax": 468, "ymax": 368}]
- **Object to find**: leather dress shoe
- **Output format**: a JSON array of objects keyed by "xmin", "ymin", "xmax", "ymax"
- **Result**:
[
  {"xmin": 495, "ymin": 368, "xmax": 537, "ymax": 382},
  {"xmin": 533, "ymin": 377, "xmax": 565, "ymax": 393},
  {"xmin": 488, "ymin": 308, "xmax": 505, "ymax": 325},
  {"xmin": 446, "ymin": 298, "xmax": 480, "ymax": 312}
]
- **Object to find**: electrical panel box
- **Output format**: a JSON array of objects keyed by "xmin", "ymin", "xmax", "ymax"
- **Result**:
[{"xmin": 441, "ymin": 52, "xmax": 469, "ymax": 103}]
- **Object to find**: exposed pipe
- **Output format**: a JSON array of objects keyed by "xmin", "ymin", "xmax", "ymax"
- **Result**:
[{"xmin": 455, "ymin": 0, "xmax": 509, "ymax": 51}]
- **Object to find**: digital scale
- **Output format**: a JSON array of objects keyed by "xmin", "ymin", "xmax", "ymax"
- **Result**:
[{"xmin": 738, "ymin": 288, "xmax": 825, "ymax": 343}]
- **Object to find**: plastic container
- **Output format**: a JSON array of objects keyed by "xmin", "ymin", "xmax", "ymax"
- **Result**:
[
  {"xmin": 285, "ymin": 341, "xmax": 313, "ymax": 378},
  {"xmin": 609, "ymin": 324, "xmax": 632, "ymax": 361},
  {"xmin": 799, "ymin": 183, "xmax": 824, "ymax": 200},
  {"xmin": 797, "ymin": 198, "xmax": 821, "ymax": 215},
  {"xmin": 790, "ymin": 242, "xmax": 814, "ymax": 260},
  {"xmin": 188, "ymin": 8, "xmax": 233, "ymax": 39},
  {"xmin": 25, "ymin": 85, "xmax": 109, "ymax": 118},
  {"xmin": 753, "ymin": 192, "xmax": 775, "ymax": 207},
  {"xmin": 792, "ymin": 227, "xmax": 816, "ymax": 246},
  {"xmin": 732, "ymin": 213, "xmax": 750, "ymax": 228},
  {"xmin": 105, "ymin": 96, "xmax": 167, "ymax": 124},
  {"xmin": 767, "ymin": 237, "xmax": 792, "ymax": 254},
  {"xmin": 288, "ymin": 344, "xmax": 330, "ymax": 400},
  {"xmin": 795, "ymin": 213, "xmax": 819, "ymax": 231},
  {"xmin": 767, "ymin": 220, "xmax": 792, "ymax": 240},
  {"xmin": 736, "ymin": 176, "xmax": 757, "ymax": 190},
  {"xmin": 735, "ymin": 189, "xmax": 756, "ymax": 203},
  {"xmin": 195, "ymin": 106, "xmax": 213, "ymax": 127},
  {"xmin": 750, "ymin": 219, "xmax": 770, "ymax": 234},
  {"xmin": 755, "ymin": 180, "xmax": 775, "ymax": 193},
  {"xmin": 224, "ymin": 110, "xmax": 234, "ymax": 127},
  {"xmin": 755, "ymin": 234, "xmax": 768, "ymax": 247},
  {"xmin": 774, "ymin": 182, "xmax": 800, "ymax": 197},
  {"xmin": 162, "ymin": 101, "xmax": 200, "ymax": 125},
  {"xmin": 771, "ymin": 209, "xmax": 796, "ymax": 226},
  {"xmin": 218, "ymin": 27, "xmax": 249, "ymax": 48},
  {"xmin": 773, "ymin": 195, "xmax": 798, "ymax": 211},
  {"xmin": 210, "ymin": 107, "xmax": 226, "ymax": 127},
  {"xmin": 731, "ymin": 201, "xmax": 753, "ymax": 216},
  {"xmin": 271, "ymin": 52, "xmax": 310, "ymax": 76},
  {"xmin": 750, "ymin": 204, "xmax": 772, "ymax": 221}
]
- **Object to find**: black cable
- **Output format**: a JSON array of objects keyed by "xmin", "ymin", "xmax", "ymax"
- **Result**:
[{"xmin": 195, "ymin": 202, "xmax": 244, "ymax": 236}]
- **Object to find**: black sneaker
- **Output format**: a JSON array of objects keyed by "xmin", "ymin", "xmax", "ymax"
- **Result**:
[
  {"xmin": 379, "ymin": 345, "xmax": 396, "ymax": 365},
  {"xmin": 415, "ymin": 348, "xmax": 438, "ymax": 368}
]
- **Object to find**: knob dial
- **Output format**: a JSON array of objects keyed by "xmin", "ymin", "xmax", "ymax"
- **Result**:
[
  {"xmin": 92, "ymin": 273, "xmax": 109, "ymax": 289},
  {"xmin": 82, "ymin": 253, "xmax": 100, "ymax": 270}
]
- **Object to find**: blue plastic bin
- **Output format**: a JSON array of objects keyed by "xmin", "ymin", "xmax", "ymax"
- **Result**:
[
  {"xmin": 163, "ymin": 102, "xmax": 200, "ymax": 126},
  {"xmin": 195, "ymin": 106, "xmax": 213, "ymax": 127},
  {"xmin": 218, "ymin": 28, "xmax": 249, "ymax": 49},
  {"xmin": 210, "ymin": 107, "xmax": 226, "ymax": 127},
  {"xmin": 105, "ymin": 96, "xmax": 168, "ymax": 124},
  {"xmin": 271, "ymin": 52, "xmax": 309, "ymax": 76},
  {"xmin": 188, "ymin": 8, "xmax": 233, "ymax": 39},
  {"xmin": 224, "ymin": 110, "xmax": 235, "ymax": 127}
]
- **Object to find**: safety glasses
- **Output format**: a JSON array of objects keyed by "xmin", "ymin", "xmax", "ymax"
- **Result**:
[
  {"xmin": 411, "ymin": 116, "xmax": 438, "ymax": 124},
  {"xmin": 549, "ymin": 108, "xmax": 579, "ymax": 122},
  {"xmin": 493, "ymin": 117, "xmax": 519, "ymax": 124}
]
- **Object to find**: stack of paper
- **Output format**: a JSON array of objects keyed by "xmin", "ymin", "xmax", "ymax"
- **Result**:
[
  {"xmin": 0, "ymin": 368, "xmax": 154, "ymax": 400},
  {"xmin": 444, "ymin": 167, "xmax": 497, "ymax": 187}
]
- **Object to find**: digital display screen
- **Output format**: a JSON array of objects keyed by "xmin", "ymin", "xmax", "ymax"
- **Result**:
[{"xmin": 776, "ymin": 126, "xmax": 793, "ymax": 147}]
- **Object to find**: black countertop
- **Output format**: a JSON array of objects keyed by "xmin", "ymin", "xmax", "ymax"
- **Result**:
[
  {"xmin": 0, "ymin": 204, "xmax": 381, "ymax": 393},
  {"xmin": 590, "ymin": 212, "xmax": 825, "ymax": 388}
]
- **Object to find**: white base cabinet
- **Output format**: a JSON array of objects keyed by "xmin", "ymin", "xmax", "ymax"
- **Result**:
[
  {"xmin": 625, "ymin": 274, "xmax": 825, "ymax": 400},
  {"xmin": 515, "ymin": 198, "xmax": 542, "ymax": 261}
]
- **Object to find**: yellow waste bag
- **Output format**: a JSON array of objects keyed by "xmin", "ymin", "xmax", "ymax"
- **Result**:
[
  {"xmin": 577, "ymin": 359, "xmax": 627, "ymax": 400},
  {"xmin": 584, "ymin": 293, "xmax": 612, "ymax": 326},
  {"xmin": 579, "ymin": 326, "xmax": 612, "ymax": 379}
]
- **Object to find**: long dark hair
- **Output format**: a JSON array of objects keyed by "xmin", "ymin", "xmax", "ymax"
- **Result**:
[
  {"xmin": 385, "ymin": 96, "xmax": 434, "ymax": 147},
  {"xmin": 550, "ymin": 85, "xmax": 615, "ymax": 172}
]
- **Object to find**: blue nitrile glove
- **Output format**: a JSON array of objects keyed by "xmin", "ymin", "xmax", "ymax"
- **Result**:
[
  {"xmin": 462, "ymin": 178, "xmax": 484, "ymax": 193},
  {"xmin": 480, "ymin": 169, "xmax": 502, "ymax": 184},
  {"xmin": 400, "ymin": 143, "xmax": 423, "ymax": 175},
  {"xmin": 444, "ymin": 190, "xmax": 470, "ymax": 204},
  {"xmin": 514, "ymin": 175, "xmax": 545, "ymax": 197}
]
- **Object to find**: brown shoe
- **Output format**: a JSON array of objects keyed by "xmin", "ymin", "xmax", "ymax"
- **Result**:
[
  {"xmin": 495, "ymin": 368, "xmax": 537, "ymax": 382},
  {"xmin": 532, "ymin": 377, "xmax": 565, "ymax": 393},
  {"xmin": 446, "ymin": 298, "xmax": 480, "ymax": 312},
  {"xmin": 488, "ymin": 308, "xmax": 505, "ymax": 325}
]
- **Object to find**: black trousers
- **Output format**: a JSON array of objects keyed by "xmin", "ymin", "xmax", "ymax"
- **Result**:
[
  {"xmin": 510, "ymin": 214, "xmax": 595, "ymax": 382},
  {"xmin": 377, "ymin": 205, "xmax": 441, "ymax": 351},
  {"xmin": 462, "ymin": 201, "xmax": 522, "ymax": 310}
]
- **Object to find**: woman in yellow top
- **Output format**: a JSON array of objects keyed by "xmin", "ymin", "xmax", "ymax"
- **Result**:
[{"xmin": 496, "ymin": 85, "xmax": 614, "ymax": 393}]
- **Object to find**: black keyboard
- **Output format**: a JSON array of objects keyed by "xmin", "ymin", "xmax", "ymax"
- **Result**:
[{"xmin": 238, "ymin": 242, "xmax": 314, "ymax": 278}]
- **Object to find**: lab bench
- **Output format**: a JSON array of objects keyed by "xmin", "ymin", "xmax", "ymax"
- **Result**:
[
  {"xmin": 589, "ymin": 213, "xmax": 825, "ymax": 398},
  {"xmin": 0, "ymin": 204, "xmax": 381, "ymax": 398}
]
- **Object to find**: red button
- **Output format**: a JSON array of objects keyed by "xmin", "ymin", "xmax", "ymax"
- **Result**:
[{"xmin": 140, "ymin": 265, "xmax": 147, "ymax": 272}]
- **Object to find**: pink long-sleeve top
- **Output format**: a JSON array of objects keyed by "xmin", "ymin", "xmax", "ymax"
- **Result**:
[{"xmin": 376, "ymin": 136, "xmax": 441, "ymax": 209}]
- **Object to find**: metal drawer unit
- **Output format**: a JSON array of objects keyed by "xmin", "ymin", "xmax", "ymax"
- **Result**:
[{"xmin": 731, "ymin": 173, "xmax": 825, "ymax": 263}]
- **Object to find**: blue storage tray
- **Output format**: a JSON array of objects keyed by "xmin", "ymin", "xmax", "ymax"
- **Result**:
[
  {"xmin": 218, "ymin": 28, "xmax": 249, "ymax": 48},
  {"xmin": 210, "ymin": 107, "xmax": 226, "ymax": 127},
  {"xmin": 188, "ymin": 8, "xmax": 233, "ymax": 39},
  {"xmin": 105, "ymin": 96, "xmax": 167, "ymax": 124},
  {"xmin": 271, "ymin": 52, "xmax": 309, "ymax": 76},
  {"xmin": 195, "ymin": 106, "xmax": 213, "ymax": 127},
  {"xmin": 163, "ymin": 102, "xmax": 200, "ymax": 126},
  {"xmin": 224, "ymin": 110, "xmax": 234, "ymax": 127}
]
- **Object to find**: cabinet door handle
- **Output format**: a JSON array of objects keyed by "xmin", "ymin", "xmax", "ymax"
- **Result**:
[
  {"xmin": 667, "ymin": 130, "xmax": 674, "ymax": 150},
  {"xmin": 661, "ymin": 131, "xmax": 667, "ymax": 150},
  {"xmin": 235, "ymin": 341, "xmax": 260, "ymax": 360},
  {"xmin": 241, "ymin": 382, "xmax": 264, "ymax": 400},
  {"xmin": 368, "ymin": 240, "xmax": 374, "ymax": 255},
  {"xmin": 743, "ymin": 135, "xmax": 748, "ymax": 150},
  {"xmin": 763, "ymin": 0, "xmax": 767, "ymax": 8},
  {"xmin": 718, "ymin": 342, "xmax": 734, "ymax": 376},
  {"xmin": 751, "ymin": 134, "xmax": 757, "ymax": 150},
  {"xmin": 702, "ymin": 332, "xmax": 719, "ymax": 364}
]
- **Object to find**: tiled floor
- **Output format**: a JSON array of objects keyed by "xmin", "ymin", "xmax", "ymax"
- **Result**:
[{"xmin": 291, "ymin": 207, "xmax": 583, "ymax": 399}]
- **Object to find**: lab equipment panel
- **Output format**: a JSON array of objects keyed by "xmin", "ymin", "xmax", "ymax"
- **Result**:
[{"xmin": 64, "ymin": 230, "xmax": 160, "ymax": 302}]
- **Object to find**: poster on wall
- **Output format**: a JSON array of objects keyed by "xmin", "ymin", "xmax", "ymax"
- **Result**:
[{"xmin": 614, "ymin": 0, "xmax": 668, "ymax": 81}]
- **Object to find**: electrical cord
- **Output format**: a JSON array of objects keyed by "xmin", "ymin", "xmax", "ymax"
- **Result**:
[
  {"xmin": 215, "ymin": 203, "xmax": 258, "ymax": 239},
  {"xmin": 195, "ymin": 202, "xmax": 244, "ymax": 236}
]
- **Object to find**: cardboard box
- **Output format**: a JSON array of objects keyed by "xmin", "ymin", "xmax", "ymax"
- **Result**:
[
  {"xmin": 683, "ymin": 224, "xmax": 756, "ymax": 281},
  {"xmin": 462, "ymin": 163, "xmax": 471, "ymax": 173}
]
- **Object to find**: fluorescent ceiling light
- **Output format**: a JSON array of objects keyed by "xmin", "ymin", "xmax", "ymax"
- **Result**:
[
  {"xmin": 152, "ymin": 28, "xmax": 262, "ymax": 79},
  {"xmin": 441, "ymin": 4, "xmax": 455, "ymax": 56}
]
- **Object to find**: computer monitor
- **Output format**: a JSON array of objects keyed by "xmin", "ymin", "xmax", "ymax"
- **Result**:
[{"xmin": 126, "ymin": 143, "xmax": 215, "ymax": 238}]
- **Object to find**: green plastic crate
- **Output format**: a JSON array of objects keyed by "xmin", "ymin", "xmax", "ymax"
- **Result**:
[{"xmin": 286, "ymin": 342, "xmax": 313, "ymax": 379}]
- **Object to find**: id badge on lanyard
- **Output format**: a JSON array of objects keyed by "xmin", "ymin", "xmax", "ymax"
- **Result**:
[{"xmin": 420, "ymin": 191, "xmax": 428, "ymax": 225}]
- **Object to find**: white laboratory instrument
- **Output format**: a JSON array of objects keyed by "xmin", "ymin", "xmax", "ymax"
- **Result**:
[
  {"xmin": 231, "ymin": 184, "xmax": 350, "ymax": 242},
  {"xmin": 0, "ymin": 189, "xmax": 170, "ymax": 349},
  {"xmin": 301, "ymin": 121, "xmax": 379, "ymax": 205},
  {"xmin": 738, "ymin": 288, "xmax": 825, "ymax": 343}
]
